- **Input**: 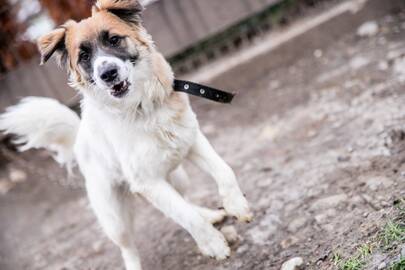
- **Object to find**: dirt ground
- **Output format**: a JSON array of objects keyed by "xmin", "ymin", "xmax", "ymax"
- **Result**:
[{"xmin": 1, "ymin": 2, "xmax": 405, "ymax": 270}]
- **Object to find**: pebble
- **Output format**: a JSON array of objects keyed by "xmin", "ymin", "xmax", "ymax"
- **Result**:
[
  {"xmin": 394, "ymin": 57, "xmax": 405, "ymax": 78},
  {"xmin": 337, "ymin": 156, "xmax": 351, "ymax": 162},
  {"xmin": 378, "ymin": 61, "xmax": 389, "ymax": 71},
  {"xmin": 259, "ymin": 125, "xmax": 279, "ymax": 141},
  {"xmin": 357, "ymin": 21, "xmax": 379, "ymax": 37},
  {"xmin": 92, "ymin": 241, "xmax": 104, "ymax": 253},
  {"xmin": 365, "ymin": 176, "xmax": 393, "ymax": 191},
  {"xmin": 401, "ymin": 244, "xmax": 405, "ymax": 257},
  {"xmin": 315, "ymin": 209, "xmax": 337, "ymax": 224},
  {"xmin": 0, "ymin": 179, "xmax": 14, "ymax": 195},
  {"xmin": 281, "ymin": 236, "xmax": 299, "ymax": 249},
  {"xmin": 287, "ymin": 217, "xmax": 308, "ymax": 232},
  {"xmin": 202, "ymin": 124, "xmax": 216, "ymax": 135},
  {"xmin": 350, "ymin": 56, "xmax": 370, "ymax": 70},
  {"xmin": 314, "ymin": 49, "xmax": 323, "ymax": 58},
  {"xmin": 9, "ymin": 168, "xmax": 27, "ymax": 183},
  {"xmin": 281, "ymin": 257, "xmax": 304, "ymax": 270},
  {"xmin": 378, "ymin": 262, "xmax": 387, "ymax": 269},
  {"xmin": 310, "ymin": 194, "xmax": 348, "ymax": 210},
  {"xmin": 220, "ymin": 226, "xmax": 240, "ymax": 244}
]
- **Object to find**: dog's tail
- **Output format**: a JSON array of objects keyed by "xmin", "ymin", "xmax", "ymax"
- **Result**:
[{"xmin": 0, "ymin": 97, "xmax": 80, "ymax": 169}]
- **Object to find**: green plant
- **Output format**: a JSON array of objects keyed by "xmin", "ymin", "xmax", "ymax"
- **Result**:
[
  {"xmin": 340, "ymin": 257, "xmax": 365, "ymax": 270},
  {"xmin": 357, "ymin": 243, "xmax": 373, "ymax": 259},
  {"xmin": 380, "ymin": 221, "xmax": 405, "ymax": 248},
  {"xmin": 333, "ymin": 252, "xmax": 343, "ymax": 266},
  {"xmin": 390, "ymin": 257, "xmax": 405, "ymax": 270}
]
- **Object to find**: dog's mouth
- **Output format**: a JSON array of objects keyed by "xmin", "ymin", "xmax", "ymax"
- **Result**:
[{"xmin": 111, "ymin": 80, "xmax": 130, "ymax": 98}]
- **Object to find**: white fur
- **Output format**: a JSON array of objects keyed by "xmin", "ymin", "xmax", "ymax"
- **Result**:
[
  {"xmin": 0, "ymin": 54, "xmax": 252, "ymax": 270},
  {"xmin": 0, "ymin": 97, "xmax": 79, "ymax": 168},
  {"xmin": 93, "ymin": 55, "xmax": 129, "ymax": 88}
]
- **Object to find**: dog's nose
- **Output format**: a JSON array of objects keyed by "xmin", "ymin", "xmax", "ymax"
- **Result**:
[{"xmin": 100, "ymin": 67, "xmax": 118, "ymax": 83}]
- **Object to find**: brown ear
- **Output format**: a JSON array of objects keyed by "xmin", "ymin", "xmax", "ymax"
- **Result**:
[
  {"xmin": 37, "ymin": 28, "xmax": 67, "ymax": 65},
  {"xmin": 95, "ymin": 0, "xmax": 144, "ymax": 24}
]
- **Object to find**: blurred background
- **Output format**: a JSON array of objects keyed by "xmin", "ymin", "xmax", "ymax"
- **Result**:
[
  {"xmin": 1, "ymin": 0, "xmax": 405, "ymax": 270},
  {"xmin": 0, "ymin": 0, "xmax": 329, "ymax": 109}
]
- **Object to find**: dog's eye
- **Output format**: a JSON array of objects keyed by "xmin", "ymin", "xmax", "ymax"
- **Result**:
[
  {"xmin": 109, "ymin": 36, "xmax": 122, "ymax": 47},
  {"xmin": 79, "ymin": 50, "xmax": 90, "ymax": 62}
]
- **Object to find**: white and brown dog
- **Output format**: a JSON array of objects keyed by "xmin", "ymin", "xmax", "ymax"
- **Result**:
[{"xmin": 0, "ymin": 1, "xmax": 252, "ymax": 269}]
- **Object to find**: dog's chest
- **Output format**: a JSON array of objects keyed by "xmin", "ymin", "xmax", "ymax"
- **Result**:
[{"xmin": 94, "ymin": 109, "xmax": 197, "ymax": 179}]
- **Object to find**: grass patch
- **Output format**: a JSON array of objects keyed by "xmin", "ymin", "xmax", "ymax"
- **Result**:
[
  {"xmin": 357, "ymin": 243, "xmax": 373, "ymax": 259},
  {"xmin": 390, "ymin": 257, "xmax": 405, "ymax": 270},
  {"xmin": 332, "ymin": 244, "xmax": 374, "ymax": 270},
  {"xmin": 380, "ymin": 221, "xmax": 405, "ymax": 249},
  {"xmin": 340, "ymin": 257, "xmax": 365, "ymax": 270},
  {"xmin": 332, "ymin": 252, "xmax": 343, "ymax": 266},
  {"xmin": 332, "ymin": 199, "xmax": 405, "ymax": 270}
]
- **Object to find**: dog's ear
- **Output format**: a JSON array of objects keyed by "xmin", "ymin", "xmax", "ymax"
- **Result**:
[
  {"xmin": 37, "ymin": 27, "xmax": 67, "ymax": 66},
  {"xmin": 94, "ymin": 0, "xmax": 144, "ymax": 25}
]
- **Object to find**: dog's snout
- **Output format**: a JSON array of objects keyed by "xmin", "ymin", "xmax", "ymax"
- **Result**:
[{"xmin": 100, "ymin": 66, "xmax": 119, "ymax": 83}]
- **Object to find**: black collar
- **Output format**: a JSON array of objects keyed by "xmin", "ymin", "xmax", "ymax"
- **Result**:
[{"xmin": 173, "ymin": 79, "xmax": 235, "ymax": 104}]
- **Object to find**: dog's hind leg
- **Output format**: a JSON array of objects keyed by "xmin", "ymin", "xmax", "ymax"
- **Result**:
[
  {"xmin": 169, "ymin": 165, "xmax": 227, "ymax": 224},
  {"xmin": 84, "ymin": 169, "xmax": 141, "ymax": 270}
]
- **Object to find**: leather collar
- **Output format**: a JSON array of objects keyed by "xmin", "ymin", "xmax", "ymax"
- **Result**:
[{"xmin": 173, "ymin": 80, "xmax": 235, "ymax": 104}]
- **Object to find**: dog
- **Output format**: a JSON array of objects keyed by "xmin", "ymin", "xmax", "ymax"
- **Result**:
[{"xmin": 0, "ymin": 1, "xmax": 252, "ymax": 269}]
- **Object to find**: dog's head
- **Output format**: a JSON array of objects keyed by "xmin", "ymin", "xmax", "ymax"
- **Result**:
[{"xmin": 37, "ymin": 0, "xmax": 172, "ymax": 107}]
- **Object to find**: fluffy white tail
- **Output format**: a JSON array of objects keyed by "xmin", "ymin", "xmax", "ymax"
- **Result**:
[{"xmin": 0, "ymin": 97, "xmax": 80, "ymax": 168}]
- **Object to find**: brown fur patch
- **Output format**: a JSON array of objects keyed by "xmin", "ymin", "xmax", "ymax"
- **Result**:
[
  {"xmin": 61, "ymin": 11, "xmax": 150, "ymax": 86},
  {"xmin": 167, "ymin": 92, "xmax": 189, "ymax": 123}
]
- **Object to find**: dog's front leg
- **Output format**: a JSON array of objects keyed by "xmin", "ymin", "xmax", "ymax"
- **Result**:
[
  {"xmin": 188, "ymin": 129, "xmax": 253, "ymax": 222},
  {"xmin": 137, "ymin": 180, "xmax": 230, "ymax": 259},
  {"xmin": 84, "ymin": 169, "xmax": 142, "ymax": 270}
]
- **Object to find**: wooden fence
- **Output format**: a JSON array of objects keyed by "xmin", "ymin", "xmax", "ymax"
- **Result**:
[
  {"xmin": 144, "ymin": 0, "xmax": 282, "ymax": 56},
  {"xmin": 0, "ymin": 0, "xmax": 282, "ymax": 110}
]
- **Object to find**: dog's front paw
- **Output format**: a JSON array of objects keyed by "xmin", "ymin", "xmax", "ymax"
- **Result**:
[
  {"xmin": 197, "ymin": 229, "xmax": 230, "ymax": 260},
  {"xmin": 222, "ymin": 190, "xmax": 253, "ymax": 223}
]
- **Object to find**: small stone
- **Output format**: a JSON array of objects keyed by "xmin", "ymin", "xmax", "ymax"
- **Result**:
[
  {"xmin": 221, "ymin": 226, "xmax": 240, "ymax": 244},
  {"xmin": 378, "ymin": 262, "xmax": 387, "ymax": 270},
  {"xmin": 365, "ymin": 177, "xmax": 393, "ymax": 191},
  {"xmin": 287, "ymin": 217, "xmax": 307, "ymax": 232},
  {"xmin": 92, "ymin": 241, "xmax": 104, "ymax": 253},
  {"xmin": 394, "ymin": 57, "xmax": 405, "ymax": 78},
  {"xmin": 281, "ymin": 257, "xmax": 304, "ymax": 270},
  {"xmin": 337, "ymin": 156, "xmax": 351, "ymax": 162},
  {"xmin": 401, "ymin": 244, "xmax": 405, "ymax": 257},
  {"xmin": 256, "ymin": 178, "xmax": 272, "ymax": 188},
  {"xmin": 9, "ymin": 168, "xmax": 27, "ymax": 183},
  {"xmin": 377, "ymin": 37, "xmax": 387, "ymax": 45},
  {"xmin": 259, "ymin": 125, "xmax": 279, "ymax": 141},
  {"xmin": 314, "ymin": 49, "xmax": 323, "ymax": 58},
  {"xmin": 311, "ymin": 194, "xmax": 348, "ymax": 210},
  {"xmin": 315, "ymin": 209, "xmax": 337, "ymax": 224},
  {"xmin": 0, "ymin": 180, "xmax": 14, "ymax": 195},
  {"xmin": 350, "ymin": 56, "xmax": 370, "ymax": 70},
  {"xmin": 281, "ymin": 236, "xmax": 299, "ymax": 249},
  {"xmin": 269, "ymin": 80, "xmax": 281, "ymax": 89},
  {"xmin": 357, "ymin": 21, "xmax": 379, "ymax": 37},
  {"xmin": 202, "ymin": 124, "xmax": 216, "ymax": 135},
  {"xmin": 378, "ymin": 61, "xmax": 389, "ymax": 71}
]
